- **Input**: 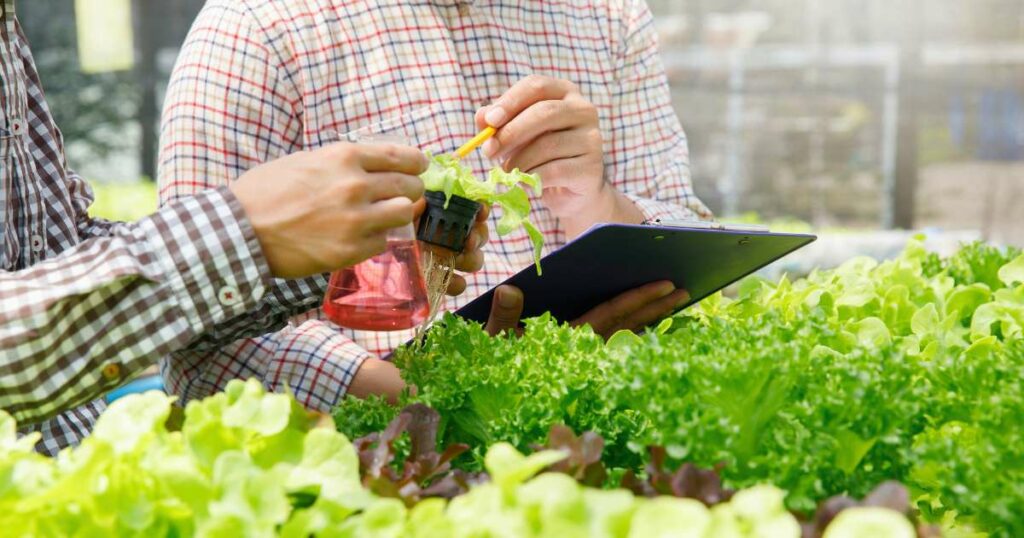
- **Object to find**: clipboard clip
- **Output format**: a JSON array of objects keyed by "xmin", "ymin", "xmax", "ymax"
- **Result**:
[{"xmin": 644, "ymin": 218, "xmax": 771, "ymax": 233}]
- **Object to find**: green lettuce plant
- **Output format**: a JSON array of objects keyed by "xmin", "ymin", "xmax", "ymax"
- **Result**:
[
  {"xmin": 0, "ymin": 380, "xmax": 921, "ymax": 537},
  {"xmin": 421, "ymin": 153, "xmax": 544, "ymax": 272},
  {"xmin": 335, "ymin": 240, "xmax": 1024, "ymax": 536}
]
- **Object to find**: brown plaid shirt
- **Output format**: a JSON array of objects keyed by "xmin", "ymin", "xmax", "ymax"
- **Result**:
[{"xmin": 0, "ymin": 1, "xmax": 321, "ymax": 455}]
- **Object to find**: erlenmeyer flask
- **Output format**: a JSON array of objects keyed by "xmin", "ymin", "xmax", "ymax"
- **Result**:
[
  {"xmin": 322, "ymin": 130, "xmax": 431, "ymax": 331},
  {"xmin": 322, "ymin": 221, "xmax": 430, "ymax": 331}
]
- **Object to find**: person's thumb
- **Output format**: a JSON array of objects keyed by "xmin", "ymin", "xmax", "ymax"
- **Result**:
[{"xmin": 486, "ymin": 285, "xmax": 524, "ymax": 336}]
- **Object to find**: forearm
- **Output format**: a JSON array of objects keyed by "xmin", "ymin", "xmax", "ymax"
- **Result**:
[
  {"xmin": 1, "ymin": 187, "xmax": 269, "ymax": 426},
  {"xmin": 347, "ymin": 359, "xmax": 406, "ymax": 405}
]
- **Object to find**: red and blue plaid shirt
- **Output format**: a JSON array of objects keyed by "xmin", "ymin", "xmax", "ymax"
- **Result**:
[{"xmin": 158, "ymin": 0, "xmax": 712, "ymax": 412}]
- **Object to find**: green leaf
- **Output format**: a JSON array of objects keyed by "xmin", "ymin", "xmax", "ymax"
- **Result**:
[
  {"xmin": 405, "ymin": 498, "xmax": 453, "ymax": 538},
  {"xmin": 834, "ymin": 430, "xmax": 878, "ymax": 475},
  {"xmin": 90, "ymin": 391, "xmax": 172, "ymax": 454},
  {"xmin": 910, "ymin": 304, "xmax": 940, "ymax": 337},
  {"xmin": 494, "ymin": 187, "xmax": 530, "ymax": 236},
  {"xmin": 821, "ymin": 507, "xmax": 916, "ymax": 538},
  {"xmin": 629, "ymin": 497, "xmax": 710, "ymax": 538},
  {"xmin": 944, "ymin": 284, "xmax": 991, "ymax": 321},
  {"xmin": 221, "ymin": 379, "xmax": 292, "ymax": 437},
  {"xmin": 607, "ymin": 330, "xmax": 644, "ymax": 350},
  {"xmin": 286, "ymin": 429, "xmax": 365, "ymax": 506},
  {"xmin": 491, "ymin": 167, "xmax": 542, "ymax": 192},
  {"xmin": 853, "ymin": 317, "xmax": 892, "ymax": 348},
  {"xmin": 522, "ymin": 219, "xmax": 545, "ymax": 275},
  {"xmin": 997, "ymin": 253, "xmax": 1024, "ymax": 287},
  {"xmin": 358, "ymin": 498, "xmax": 407, "ymax": 538},
  {"xmin": 484, "ymin": 443, "xmax": 566, "ymax": 491},
  {"xmin": 964, "ymin": 335, "xmax": 999, "ymax": 361}
]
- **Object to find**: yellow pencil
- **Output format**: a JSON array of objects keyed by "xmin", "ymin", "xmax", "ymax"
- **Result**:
[{"xmin": 454, "ymin": 126, "xmax": 497, "ymax": 159}]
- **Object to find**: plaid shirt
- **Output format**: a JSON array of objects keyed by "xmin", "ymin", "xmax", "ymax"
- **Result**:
[
  {"xmin": 158, "ymin": 0, "xmax": 712, "ymax": 412},
  {"xmin": 0, "ymin": 1, "xmax": 313, "ymax": 455}
]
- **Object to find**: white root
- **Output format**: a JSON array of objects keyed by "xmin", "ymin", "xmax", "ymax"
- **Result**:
[{"xmin": 415, "ymin": 249, "xmax": 458, "ymax": 341}]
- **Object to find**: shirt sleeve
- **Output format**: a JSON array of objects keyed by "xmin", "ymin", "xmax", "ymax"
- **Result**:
[
  {"xmin": 606, "ymin": 0, "xmax": 714, "ymax": 223},
  {"xmin": 0, "ymin": 186, "xmax": 271, "ymax": 426},
  {"xmin": 157, "ymin": 0, "xmax": 375, "ymax": 406},
  {"xmin": 162, "ymin": 318, "xmax": 371, "ymax": 413}
]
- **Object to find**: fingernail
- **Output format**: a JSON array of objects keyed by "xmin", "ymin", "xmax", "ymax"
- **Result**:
[
  {"xmin": 483, "ymin": 138, "xmax": 500, "ymax": 158},
  {"xmin": 658, "ymin": 282, "xmax": 676, "ymax": 297},
  {"xmin": 498, "ymin": 288, "xmax": 519, "ymax": 308},
  {"xmin": 485, "ymin": 106, "xmax": 507, "ymax": 127},
  {"xmin": 674, "ymin": 289, "xmax": 691, "ymax": 306}
]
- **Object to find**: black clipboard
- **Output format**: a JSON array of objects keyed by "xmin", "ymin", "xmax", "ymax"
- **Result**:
[{"xmin": 454, "ymin": 222, "xmax": 816, "ymax": 323}]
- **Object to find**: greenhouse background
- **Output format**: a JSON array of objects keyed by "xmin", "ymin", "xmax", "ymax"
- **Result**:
[{"xmin": 21, "ymin": 0, "xmax": 1024, "ymax": 250}]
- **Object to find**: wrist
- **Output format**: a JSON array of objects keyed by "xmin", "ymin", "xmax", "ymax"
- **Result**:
[{"xmin": 561, "ymin": 183, "xmax": 643, "ymax": 239}]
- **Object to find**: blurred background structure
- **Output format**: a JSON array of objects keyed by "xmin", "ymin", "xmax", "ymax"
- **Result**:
[{"xmin": 19, "ymin": 0, "xmax": 1024, "ymax": 248}]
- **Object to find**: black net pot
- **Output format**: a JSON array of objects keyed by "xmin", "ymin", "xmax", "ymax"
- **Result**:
[{"xmin": 416, "ymin": 190, "xmax": 482, "ymax": 253}]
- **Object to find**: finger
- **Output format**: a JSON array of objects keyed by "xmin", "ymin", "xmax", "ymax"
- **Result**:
[
  {"xmin": 362, "ymin": 196, "xmax": 416, "ymax": 232},
  {"xmin": 476, "ymin": 105, "xmax": 492, "ymax": 131},
  {"xmin": 474, "ymin": 205, "xmax": 491, "ymax": 247},
  {"xmin": 530, "ymin": 155, "xmax": 599, "ymax": 191},
  {"xmin": 453, "ymin": 246, "xmax": 485, "ymax": 273},
  {"xmin": 483, "ymin": 75, "xmax": 577, "ymax": 129},
  {"xmin": 462, "ymin": 215, "xmax": 490, "ymax": 253},
  {"xmin": 573, "ymin": 281, "xmax": 676, "ymax": 335},
  {"xmin": 486, "ymin": 285, "xmax": 524, "ymax": 337},
  {"xmin": 351, "ymin": 231, "xmax": 389, "ymax": 263},
  {"xmin": 475, "ymin": 202, "xmax": 491, "ymax": 223},
  {"xmin": 367, "ymin": 172, "xmax": 426, "ymax": 203},
  {"xmin": 605, "ymin": 289, "xmax": 690, "ymax": 337},
  {"xmin": 358, "ymin": 144, "xmax": 429, "ymax": 174},
  {"xmin": 445, "ymin": 274, "xmax": 468, "ymax": 297},
  {"xmin": 412, "ymin": 197, "xmax": 427, "ymax": 220},
  {"xmin": 486, "ymin": 99, "xmax": 593, "ymax": 161},
  {"xmin": 504, "ymin": 129, "xmax": 591, "ymax": 174}
]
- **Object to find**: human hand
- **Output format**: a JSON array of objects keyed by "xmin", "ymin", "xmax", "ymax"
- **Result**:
[
  {"xmin": 348, "ymin": 358, "xmax": 407, "ymax": 405},
  {"xmin": 415, "ymin": 201, "xmax": 491, "ymax": 297},
  {"xmin": 476, "ymin": 75, "xmax": 642, "ymax": 238},
  {"xmin": 571, "ymin": 281, "xmax": 689, "ymax": 339},
  {"xmin": 484, "ymin": 281, "xmax": 689, "ymax": 339},
  {"xmin": 230, "ymin": 143, "xmax": 427, "ymax": 279}
]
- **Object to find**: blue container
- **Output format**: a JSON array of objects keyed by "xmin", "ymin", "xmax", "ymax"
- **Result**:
[{"xmin": 106, "ymin": 375, "xmax": 165, "ymax": 403}]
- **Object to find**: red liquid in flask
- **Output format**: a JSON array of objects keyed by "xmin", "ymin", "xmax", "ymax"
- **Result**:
[{"xmin": 323, "ymin": 240, "xmax": 431, "ymax": 331}]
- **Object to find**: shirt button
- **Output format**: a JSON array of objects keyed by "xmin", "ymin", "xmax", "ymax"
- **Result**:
[
  {"xmin": 9, "ymin": 119, "xmax": 25, "ymax": 136},
  {"xmin": 101, "ymin": 363, "xmax": 122, "ymax": 382},
  {"xmin": 218, "ymin": 285, "xmax": 243, "ymax": 306},
  {"xmin": 30, "ymin": 235, "xmax": 44, "ymax": 252}
]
